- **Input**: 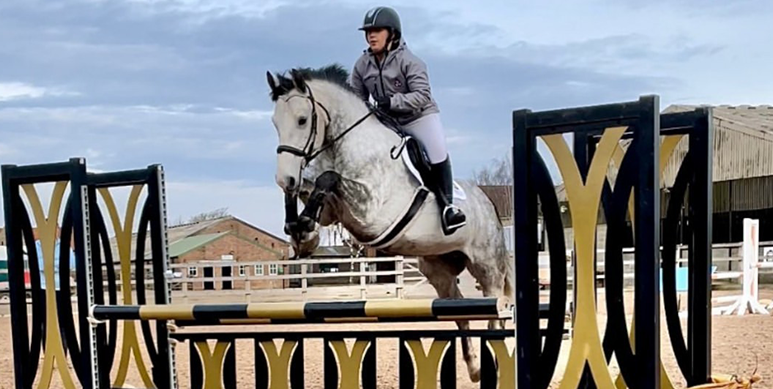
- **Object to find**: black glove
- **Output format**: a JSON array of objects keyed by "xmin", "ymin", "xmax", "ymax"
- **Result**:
[{"xmin": 374, "ymin": 95, "xmax": 391, "ymax": 110}]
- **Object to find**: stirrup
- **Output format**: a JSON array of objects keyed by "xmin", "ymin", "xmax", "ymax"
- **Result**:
[{"xmin": 441, "ymin": 204, "xmax": 466, "ymax": 234}]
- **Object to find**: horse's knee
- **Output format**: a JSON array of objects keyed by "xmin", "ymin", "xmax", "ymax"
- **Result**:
[{"xmin": 315, "ymin": 171, "xmax": 341, "ymax": 190}]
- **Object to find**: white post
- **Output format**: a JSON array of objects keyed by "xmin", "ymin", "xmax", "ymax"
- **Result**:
[
  {"xmin": 181, "ymin": 280, "xmax": 189, "ymax": 304},
  {"xmin": 301, "ymin": 263, "xmax": 308, "ymax": 299},
  {"xmin": 396, "ymin": 256, "xmax": 404, "ymax": 299},
  {"xmin": 245, "ymin": 278, "xmax": 251, "ymax": 303},
  {"xmin": 740, "ymin": 218, "xmax": 770, "ymax": 315},
  {"xmin": 360, "ymin": 261, "xmax": 367, "ymax": 299}
]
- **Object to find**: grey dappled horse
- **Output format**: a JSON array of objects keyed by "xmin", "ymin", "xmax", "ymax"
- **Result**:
[{"xmin": 266, "ymin": 64, "xmax": 512, "ymax": 382}]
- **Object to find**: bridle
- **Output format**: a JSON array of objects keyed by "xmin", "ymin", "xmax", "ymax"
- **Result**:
[{"xmin": 275, "ymin": 86, "xmax": 373, "ymax": 168}]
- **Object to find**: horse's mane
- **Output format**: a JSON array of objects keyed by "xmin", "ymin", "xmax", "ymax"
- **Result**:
[{"xmin": 269, "ymin": 63, "xmax": 356, "ymax": 101}]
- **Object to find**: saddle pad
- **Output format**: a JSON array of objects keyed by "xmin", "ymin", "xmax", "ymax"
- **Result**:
[
  {"xmin": 453, "ymin": 181, "xmax": 466, "ymax": 201},
  {"xmin": 399, "ymin": 141, "xmax": 466, "ymax": 201}
]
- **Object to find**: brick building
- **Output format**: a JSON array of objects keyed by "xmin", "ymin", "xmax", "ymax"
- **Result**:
[
  {"xmin": 167, "ymin": 216, "xmax": 289, "ymax": 291},
  {"xmin": 108, "ymin": 216, "xmax": 290, "ymax": 292}
]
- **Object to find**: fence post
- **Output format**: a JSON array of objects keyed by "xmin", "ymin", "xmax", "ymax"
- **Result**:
[
  {"xmin": 245, "ymin": 277, "xmax": 252, "ymax": 303},
  {"xmin": 182, "ymin": 281, "xmax": 189, "ymax": 304},
  {"xmin": 741, "ymin": 218, "xmax": 769, "ymax": 315},
  {"xmin": 301, "ymin": 263, "xmax": 308, "ymax": 298},
  {"xmin": 360, "ymin": 261, "xmax": 367, "ymax": 299},
  {"xmin": 396, "ymin": 256, "xmax": 404, "ymax": 299}
]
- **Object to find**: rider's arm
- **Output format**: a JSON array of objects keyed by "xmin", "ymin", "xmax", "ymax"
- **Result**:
[
  {"xmin": 348, "ymin": 63, "xmax": 370, "ymax": 102},
  {"xmin": 389, "ymin": 55, "xmax": 432, "ymax": 113}
]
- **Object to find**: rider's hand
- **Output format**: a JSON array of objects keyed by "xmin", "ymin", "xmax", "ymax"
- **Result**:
[{"xmin": 375, "ymin": 95, "xmax": 391, "ymax": 110}]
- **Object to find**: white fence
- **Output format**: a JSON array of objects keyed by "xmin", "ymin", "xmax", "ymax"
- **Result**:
[{"xmin": 81, "ymin": 256, "xmax": 429, "ymax": 303}]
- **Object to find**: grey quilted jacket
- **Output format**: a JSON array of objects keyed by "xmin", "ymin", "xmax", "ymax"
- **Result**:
[{"xmin": 349, "ymin": 38, "xmax": 440, "ymax": 125}]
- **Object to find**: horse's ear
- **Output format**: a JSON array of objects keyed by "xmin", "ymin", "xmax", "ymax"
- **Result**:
[
  {"xmin": 267, "ymin": 71, "xmax": 279, "ymax": 94},
  {"xmin": 290, "ymin": 69, "xmax": 307, "ymax": 93}
]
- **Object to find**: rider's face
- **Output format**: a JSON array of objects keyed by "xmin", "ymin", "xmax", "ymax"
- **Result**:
[{"xmin": 365, "ymin": 28, "xmax": 389, "ymax": 53}]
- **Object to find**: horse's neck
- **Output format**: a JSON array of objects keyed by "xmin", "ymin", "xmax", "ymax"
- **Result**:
[
  {"xmin": 314, "ymin": 83, "xmax": 406, "ymax": 183},
  {"xmin": 310, "ymin": 83, "xmax": 415, "ymax": 238}
]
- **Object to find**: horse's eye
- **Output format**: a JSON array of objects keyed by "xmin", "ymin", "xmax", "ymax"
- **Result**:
[{"xmin": 298, "ymin": 117, "xmax": 308, "ymax": 126}]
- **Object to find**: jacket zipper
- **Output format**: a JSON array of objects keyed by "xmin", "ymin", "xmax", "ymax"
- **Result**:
[{"xmin": 376, "ymin": 50, "xmax": 391, "ymax": 98}]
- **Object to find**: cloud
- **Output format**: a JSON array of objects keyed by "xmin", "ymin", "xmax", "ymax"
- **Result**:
[
  {"xmin": 165, "ymin": 178, "xmax": 288, "ymax": 237},
  {"xmin": 0, "ymin": 103, "xmax": 277, "ymax": 189},
  {"xmin": 0, "ymin": 82, "xmax": 79, "ymax": 102},
  {"xmin": 0, "ymin": 0, "xmax": 770, "ymax": 238}
]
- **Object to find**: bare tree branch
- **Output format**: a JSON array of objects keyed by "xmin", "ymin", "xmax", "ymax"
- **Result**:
[
  {"xmin": 471, "ymin": 153, "xmax": 512, "ymax": 185},
  {"xmin": 186, "ymin": 207, "xmax": 230, "ymax": 223}
]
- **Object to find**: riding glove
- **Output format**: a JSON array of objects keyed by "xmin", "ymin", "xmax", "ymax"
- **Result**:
[{"xmin": 375, "ymin": 95, "xmax": 391, "ymax": 110}]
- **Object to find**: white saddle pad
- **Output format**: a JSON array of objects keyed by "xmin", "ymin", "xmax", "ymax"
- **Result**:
[{"xmin": 399, "ymin": 139, "xmax": 467, "ymax": 201}]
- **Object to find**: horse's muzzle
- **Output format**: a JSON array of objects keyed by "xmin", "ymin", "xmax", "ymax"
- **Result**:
[
  {"xmin": 276, "ymin": 175, "xmax": 297, "ymax": 193},
  {"xmin": 285, "ymin": 176, "xmax": 297, "ymax": 191}
]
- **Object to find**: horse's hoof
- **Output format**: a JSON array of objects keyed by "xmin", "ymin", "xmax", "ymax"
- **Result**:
[
  {"xmin": 468, "ymin": 366, "xmax": 481, "ymax": 383},
  {"xmin": 298, "ymin": 216, "xmax": 316, "ymax": 232},
  {"xmin": 291, "ymin": 230, "xmax": 320, "ymax": 258}
]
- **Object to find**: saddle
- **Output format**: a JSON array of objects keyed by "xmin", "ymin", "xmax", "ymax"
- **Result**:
[
  {"xmin": 349, "ymin": 106, "xmax": 467, "ymax": 248},
  {"xmin": 372, "ymin": 106, "xmax": 465, "ymax": 201}
]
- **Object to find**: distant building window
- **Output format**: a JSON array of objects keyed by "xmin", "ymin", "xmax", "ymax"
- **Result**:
[
  {"xmin": 271, "ymin": 243, "xmax": 275, "ymax": 249},
  {"xmin": 269, "ymin": 264, "xmax": 278, "ymax": 275},
  {"xmin": 188, "ymin": 267, "xmax": 197, "ymax": 277},
  {"xmin": 255, "ymin": 265, "xmax": 264, "ymax": 276},
  {"xmin": 239, "ymin": 265, "xmax": 246, "ymax": 277}
]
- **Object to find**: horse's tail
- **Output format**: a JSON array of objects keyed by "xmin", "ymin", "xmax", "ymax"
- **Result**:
[
  {"xmin": 477, "ymin": 184, "xmax": 516, "ymax": 303},
  {"xmin": 503, "ymin": 249, "xmax": 515, "ymax": 303}
]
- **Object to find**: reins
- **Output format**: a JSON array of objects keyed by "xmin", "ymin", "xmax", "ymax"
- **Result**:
[{"xmin": 306, "ymin": 109, "xmax": 374, "ymax": 162}]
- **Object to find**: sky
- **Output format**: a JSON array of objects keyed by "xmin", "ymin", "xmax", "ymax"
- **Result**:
[{"xmin": 0, "ymin": 0, "xmax": 771, "ymax": 240}]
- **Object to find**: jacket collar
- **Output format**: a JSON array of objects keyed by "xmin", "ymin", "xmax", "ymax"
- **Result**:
[{"xmin": 365, "ymin": 37, "xmax": 406, "ymax": 66}]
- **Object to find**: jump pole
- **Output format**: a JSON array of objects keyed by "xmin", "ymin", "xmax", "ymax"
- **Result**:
[{"xmin": 90, "ymin": 297, "xmax": 512, "ymax": 324}]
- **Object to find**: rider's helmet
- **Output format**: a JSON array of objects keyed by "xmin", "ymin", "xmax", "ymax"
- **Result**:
[{"xmin": 359, "ymin": 6, "xmax": 402, "ymax": 41}]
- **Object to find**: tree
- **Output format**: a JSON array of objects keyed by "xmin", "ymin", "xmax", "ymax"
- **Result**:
[
  {"xmin": 471, "ymin": 152, "xmax": 512, "ymax": 185},
  {"xmin": 173, "ymin": 207, "xmax": 230, "ymax": 225}
]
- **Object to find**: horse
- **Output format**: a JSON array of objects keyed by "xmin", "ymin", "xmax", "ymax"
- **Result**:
[{"xmin": 265, "ymin": 64, "xmax": 513, "ymax": 383}]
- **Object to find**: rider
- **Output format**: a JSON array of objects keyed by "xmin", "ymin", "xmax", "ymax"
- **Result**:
[{"xmin": 348, "ymin": 6, "xmax": 467, "ymax": 235}]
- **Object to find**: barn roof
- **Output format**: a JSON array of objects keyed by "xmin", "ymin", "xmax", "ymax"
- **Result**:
[
  {"xmin": 665, "ymin": 104, "xmax": 773, "ymax": 139},
  {"xmin": 663, "ymin": 104, "xmax": 773, "ymax": 183},
  {"xmin": 108, "ymin": 215, "xmax": 286, "ymax": 263},
  {"xmin": 168, "ymin": 232, "xmax": 229, "ymax": 258},
  {"xmin": 478, "ymin": 185, "xmax": 513, "ymax": 221}
]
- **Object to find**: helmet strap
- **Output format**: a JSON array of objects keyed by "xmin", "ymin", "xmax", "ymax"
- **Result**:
[{"xmin": 387, "ymin": 29, "xmax": 400, "ymax": 50}]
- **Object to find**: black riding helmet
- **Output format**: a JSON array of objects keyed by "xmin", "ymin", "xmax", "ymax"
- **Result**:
[{"xmin": 359, "ymin": 6, "xmax": 402, "ymax": 41}]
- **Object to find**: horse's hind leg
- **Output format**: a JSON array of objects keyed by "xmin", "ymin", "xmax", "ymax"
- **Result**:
[
  {"xmin": 466, "ymin": 254, "xmax": 508, "ymax": 330},
  {"xmin": 419, "ymin": 254, "xmax": 481, "ymax": 383}
]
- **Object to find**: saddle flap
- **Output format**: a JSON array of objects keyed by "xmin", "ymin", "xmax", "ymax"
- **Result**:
[{"xmin": 398, "ymin": 136, "xmax": 466, "ymax": 201}]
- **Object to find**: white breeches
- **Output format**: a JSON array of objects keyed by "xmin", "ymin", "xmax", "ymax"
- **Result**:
[{"xmin": 401, "ymin": 113, "xmax": 448, "ymax": 164}]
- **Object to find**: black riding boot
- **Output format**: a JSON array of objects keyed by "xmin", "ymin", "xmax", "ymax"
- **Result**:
[{"xmin": 429, "ymin": 157, "xmax": 467, "ymax": 235}]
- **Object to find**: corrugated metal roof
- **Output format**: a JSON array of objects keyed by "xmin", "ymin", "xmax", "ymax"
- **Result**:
[
  {"xmin": 478, "ymin": 185, "xmax": 512, "ymax": 220},
  {"xmin": 168, "ymin": 232, "xmax": 229, "ymax": 258},
  {"xmin": 662, "ymin": 104, "xmax": 773, "ymax": 183}
]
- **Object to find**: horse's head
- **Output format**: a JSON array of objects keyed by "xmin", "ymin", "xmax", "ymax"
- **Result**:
[{"xmin": 267, "ymin": 69, "xmax": 331, "ymax": 194}]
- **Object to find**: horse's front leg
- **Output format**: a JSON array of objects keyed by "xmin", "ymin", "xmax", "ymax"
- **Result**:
[
  {"xmin": 296, "ymin": 171, "xmax": 341, "ymax": 232},
  {"xmin": 284, "ymin": 171, "xmax": 341, "ymax": 258},
  {"xmin": 283, "ymin": 192, "xmax": 314, "ymax": 258},
  {"xmin": 284, "ymin": 192, "xmax": 300, "ymax": 235}
]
